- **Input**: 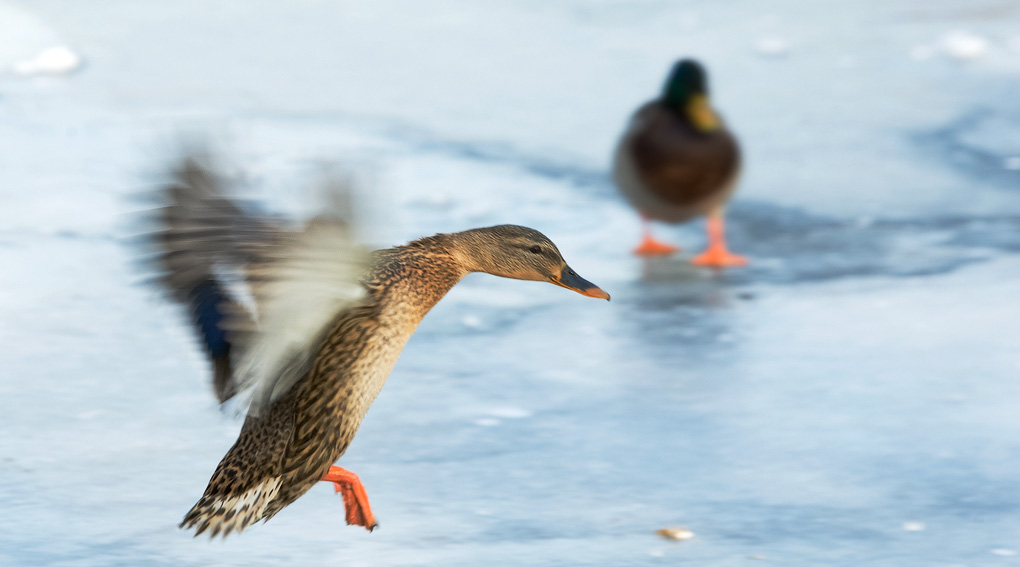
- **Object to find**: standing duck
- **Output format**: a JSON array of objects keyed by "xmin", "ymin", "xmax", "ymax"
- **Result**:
[
  {"xmin": 150, "ymin": 156, "xmax": 609, "ymax": 538},
  {"xmin": 613, "ymin": 58, "xmax": 747, "ymax": 267}
]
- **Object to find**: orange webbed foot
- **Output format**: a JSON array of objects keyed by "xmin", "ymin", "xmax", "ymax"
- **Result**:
[
  {"xmin": 693, "ymin": 211, "xmax": 746, "ymax": 268},
  {"xmin": 633, "ymin": 234, "xmax": 679, "ymax": 256},
  {"xmin": 321, "ymin": 466, "xmax": 378, "ymax": 531},
  {"xmin": 691, "ymin": 247, "xmax": 748, "ymax": 268}
]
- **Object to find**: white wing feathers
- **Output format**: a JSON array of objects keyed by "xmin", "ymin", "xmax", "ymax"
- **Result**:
[
  {"xmin": 153, "ymin": 156, "xmax": 370, "ymax": 412},
  {"xmin": 235, "ymin": 215, "xmax": 369, "ymax": 413}
]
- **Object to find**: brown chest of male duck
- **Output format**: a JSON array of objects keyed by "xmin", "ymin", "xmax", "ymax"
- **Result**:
[{"xmin": 613, "ymin": 58, "xmax": 747, "ymax": 267}]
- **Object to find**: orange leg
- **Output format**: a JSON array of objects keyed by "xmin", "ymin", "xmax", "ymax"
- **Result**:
[
  {"xmin": 691, "ymin": 210, "xmax": 747, "ymax": 268},
  {"xmin": 633, "ymin": 217, "xmax": 679, "ymax": 256},
  {"xmin": 321, "ymin": 466, "xmax": 377, "ymax": 531}
]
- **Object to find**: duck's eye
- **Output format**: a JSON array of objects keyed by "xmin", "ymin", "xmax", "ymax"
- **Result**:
[{"xmin": 528, "ymin": 245, "xmax": 542, "ymax": 254}]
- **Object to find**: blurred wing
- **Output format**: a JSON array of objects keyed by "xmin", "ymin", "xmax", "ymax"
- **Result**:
[
  {"xmin": 147, "ymin": 155, "xmax": 369, "ymax": 408},
  {"xmin": 151, "ymin": 157, "xmax": 284, "ymax": 402},
  {"xmin": 235, "ymin": 213, "xmax": 370, "ymax": 414}
]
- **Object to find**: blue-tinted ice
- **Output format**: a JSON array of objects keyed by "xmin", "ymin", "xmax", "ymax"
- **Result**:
[{"xmin": 1, "ymin": 1, "xmax": 1019, "ymax": 565}]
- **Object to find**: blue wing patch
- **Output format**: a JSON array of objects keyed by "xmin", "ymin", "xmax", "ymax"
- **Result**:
[{"xmin": 188, "ymin": 280, "xmax": 231, "ymax": 359}]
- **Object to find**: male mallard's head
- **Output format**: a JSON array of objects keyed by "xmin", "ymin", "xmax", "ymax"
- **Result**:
[
  {"xmin": 450, "ymin": 225, "xmax": 609, "ymax": 300},
  {"xmin": 661, "ymin": 58, "xmax": 719, "ymax": 132}
]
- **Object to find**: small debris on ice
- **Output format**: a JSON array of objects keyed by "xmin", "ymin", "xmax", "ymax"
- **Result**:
[
  {"xmin": 902, "ymin": 521, "xmax": 926, "ymax": 532},
  {"xmin": 754, "ymin": 37, "xmax": 790, "ymax": 57},
  {"xmin": 656, "ymin": 527, "xmax": 694, "ymax": 541},
  {"xmin": 12, "ymin": 45, "xmax": 83, "ymax": 76},
  {"xmin": 474, "ymin": 418, "xmax": 500, "ymax": 427}
]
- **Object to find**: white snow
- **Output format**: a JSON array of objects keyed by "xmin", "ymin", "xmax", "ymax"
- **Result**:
[
  {"xmin": 12, "ymin": 45, "xmax": 83, "ymax": 75},
  {"xmin": 754, "ymin": 37, "xmax": 790, "ymax": 57},
  {"xmin": 939, "ymin": 30, "xmax": 990, "ymax": 61},
  {"xmin": 460, "ymin": 314, "xmax": 483, "ymax": 329},
  {"xmin": 486, "ymin": 407, "xmax": 532, "ymax": 419}
]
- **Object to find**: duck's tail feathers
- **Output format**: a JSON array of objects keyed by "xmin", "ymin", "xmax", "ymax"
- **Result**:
[{"xmin": 179, "ymin": 477, "xmax": 282, "ymax": 538}]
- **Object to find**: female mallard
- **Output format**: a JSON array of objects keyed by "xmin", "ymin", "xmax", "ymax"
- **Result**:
[
  {"xmin": 151, "ymin": 157, "xmax": 609, "ymax": 538},
  {"xmin": 613, "ymin": 58, "xmax": 747, "ymax": 267}
]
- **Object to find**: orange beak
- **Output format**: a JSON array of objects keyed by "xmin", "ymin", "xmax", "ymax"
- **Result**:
[{"xmin": 550, "ymin": 266, "xmax": 610, "ymax": 301}]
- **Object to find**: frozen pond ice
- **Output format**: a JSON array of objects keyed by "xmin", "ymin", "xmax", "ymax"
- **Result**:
[{"xmin": 1, "ymin": 1, "xmax": 1019, "ymax": 566}]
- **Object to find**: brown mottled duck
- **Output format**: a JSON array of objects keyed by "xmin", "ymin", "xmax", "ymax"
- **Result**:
[
  {"xmin": 150, "ymin": 157, "xmax": 609, "ymax": 538},
  {"xmin": 613, "ymin": 58, "xmax": 747, "ymax": 267}
]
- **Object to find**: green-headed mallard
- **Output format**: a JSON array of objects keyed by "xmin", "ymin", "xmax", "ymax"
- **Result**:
[
  {"xmin": 613, "ymin": 58, "xmax": 747, "ymax": 267},
  {"xmin": 150, "ymin": 156, "xmax": 609, "ymax": 538}
]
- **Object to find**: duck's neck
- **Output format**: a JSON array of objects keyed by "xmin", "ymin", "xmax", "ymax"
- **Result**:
[
  {"xmin": 663, "ymin": 94, "xmax": 719, "ymax": 133},
  {"xmin": 369, "ymin": 234, "xmax": 468, "ymax": 326}
]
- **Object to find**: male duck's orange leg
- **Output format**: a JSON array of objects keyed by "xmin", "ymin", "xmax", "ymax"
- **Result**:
[
  {"xmin": 321, "ymin": 466, "xmax": 377, "ymax": 531},
  {"xmin": 634, "ymin": 216, "xmax": 679, "ymax": 256},
  {"xmin": 691, "ymin": 209, "xmax": 747, "ymax": 268}
]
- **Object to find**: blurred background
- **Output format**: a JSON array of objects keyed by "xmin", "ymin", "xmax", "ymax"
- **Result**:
[{"xmin": 1, "ymin": 1, "xmax": 1019, "ymax": 565}]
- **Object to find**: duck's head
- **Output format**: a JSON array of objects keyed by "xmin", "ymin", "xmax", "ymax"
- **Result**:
[
  {"xmin": 450, "ymin": 225, "xmax": 610, "ymax": 300},
  {"xmin": 661, "ymin": 58, "xmax": 720, "ymax": 132}
]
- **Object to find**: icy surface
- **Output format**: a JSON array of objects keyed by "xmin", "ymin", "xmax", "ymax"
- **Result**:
[{"xmin": 2, "ymin": 0, "xmax": 1019, "ymax": 566}]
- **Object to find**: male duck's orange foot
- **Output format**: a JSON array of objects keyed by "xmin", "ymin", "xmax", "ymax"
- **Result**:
[
  {"xmin": 321, "ymin": 466, "xmax": 378, "ymax": 531},
  {"xmin": 634, "ymin": 235, "xmax": 679, "ymax": 256},
  {"xmin": 691, "ymin": 248, "xmax": 748, "ymax": 268}
]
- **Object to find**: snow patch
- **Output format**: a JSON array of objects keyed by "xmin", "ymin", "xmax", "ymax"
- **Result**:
[
  {"xmin": 461, "ymin": 314, "xmax": 483, "ymax": 329},
  {"xmin": 940, "ymin": 30, "xmax": 990, "ymax": 62},
  {"xmin": 12, "ymin": 45, "xmax": 83, "ymax": 76},
  {"xmin": 912, "ymin": 31, "xmax": 992, "ymax": 63},
  {"xmin": 754, "ymin": 37, "xmax": 790, "ymax": 57},
  {"xmin": 487, "ymin": 406, "xmax": 532, "ymax": 419}
]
